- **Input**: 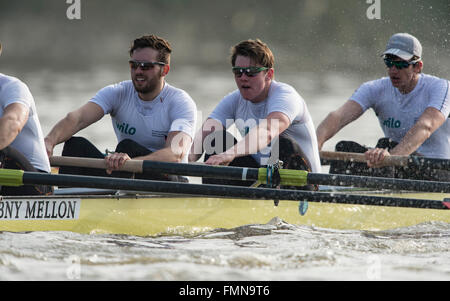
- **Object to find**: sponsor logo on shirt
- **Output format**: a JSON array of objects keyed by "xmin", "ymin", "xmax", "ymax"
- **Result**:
[
  {"xmin": 116, "ymin": 122, "xmax": 136, "ymax": 135},
  {"xmin": 152, "ymin": 130, "xmax": 168, "ymax": 138},
  {"xmin": 383, "ymin": 117, "xmax": 401, "ymax": 129}
]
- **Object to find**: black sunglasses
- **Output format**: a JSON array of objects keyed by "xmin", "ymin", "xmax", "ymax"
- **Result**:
[
  {"xmin": 383, "ymin": 58, "xmax": 419, "ymax": 70},
  {"xmin": 129, "ymin": 60, "xmax": 165, "ymax": 70},
  {"xmin": 232, "ymin": 66, "xmax": 269, "ymax": 77}
]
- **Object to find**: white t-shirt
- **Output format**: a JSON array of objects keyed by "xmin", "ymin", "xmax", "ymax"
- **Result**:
[
  {"xmin": 209, "ymin": 80, "xmax": 321, "ymax": 172},
  {"xmin": 350, "ymin": 74, "xmax": 450, "ymax": 159},
  {"xmin": 0, "ymin": 74, "xmax": 51, "ymax": 172},
  {"xmin": 90, "ymin": 80, "xmax": 197, "ymax": 162}
]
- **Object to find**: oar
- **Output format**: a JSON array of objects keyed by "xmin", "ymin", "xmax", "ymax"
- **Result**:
[
  {"xmin": 49, "ymin": 156, "xmax": 450, "ymax": 193},
  {"xmin": 320, "ymin": 151, "xmax": 450, "ymax": 170},
  {"xmin": 0, "ymin": 169, "xmax": 448, "ymax": 210}
]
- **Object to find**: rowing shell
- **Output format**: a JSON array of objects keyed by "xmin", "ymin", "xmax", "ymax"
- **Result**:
[{"xmin": 1, "ymin": 191, "xmax": 449, "ymax": 236}]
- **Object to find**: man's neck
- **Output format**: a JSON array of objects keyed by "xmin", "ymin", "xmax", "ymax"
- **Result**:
[{"xmin": 399, "ymin": 74, "xmax": 420, "ymax": 94}]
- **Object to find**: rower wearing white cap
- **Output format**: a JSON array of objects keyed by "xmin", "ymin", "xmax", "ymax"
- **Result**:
[{"xmin": 316, "ymin": 33, "xmax": 450, "ymax": 180}]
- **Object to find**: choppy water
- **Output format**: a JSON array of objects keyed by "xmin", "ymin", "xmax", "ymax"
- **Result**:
[
  {"xmin": 1, "ymin": 68, "xmax": 449, "ymax": 282},
  {"xmin": 1, "ymin": 218, "xmax": 449, "ymax": 281}
]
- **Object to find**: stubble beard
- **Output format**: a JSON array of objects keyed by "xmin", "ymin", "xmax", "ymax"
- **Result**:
[{"xmin": 132, "ymin": 73, "xmax": 161, "ymax": 95}]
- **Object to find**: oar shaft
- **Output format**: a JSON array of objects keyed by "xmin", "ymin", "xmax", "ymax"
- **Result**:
[
  {"xmin": 320, "ymin": 151, "xmax": 450, "ymax": 170},
  {"xmin": 50, "ymin": 156, "xmax": 144, "ymax": 173},
  {"xmin": 306, "ymin": 173, "xmax": 450, "ymax": 193},
  {"xmin": 50, "ymin": 156, "xmax": 450, "ymax": 193},
  {"xmin": 320, "ymin": 151, "xmax": 407, "ymax": 167},
  {"xmin": 16, "ymin": 171, "xmax": 449, "ymax": 210},
  {"xmin": 50, "ymin": 156, "xmax": 258, "ymax": 182}
]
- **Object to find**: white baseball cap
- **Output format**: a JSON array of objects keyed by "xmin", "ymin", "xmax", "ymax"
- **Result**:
[{"xmin": 383, "ymin": 33, "xmax": 422, "ymax": 61}]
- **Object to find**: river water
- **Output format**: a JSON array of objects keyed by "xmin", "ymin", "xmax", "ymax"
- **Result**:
[{"xmin": 0, "ymin": 67, "xmax": 449, "ymax": 283}]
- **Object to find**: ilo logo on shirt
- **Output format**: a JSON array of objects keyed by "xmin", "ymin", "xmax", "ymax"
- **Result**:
[
  {"xmin": 383, "ymin": 117, "xmax": 401, "ymax": 129},
  {"xmin": 116, "ymin": 122, "xmax": 136, "ymax": 135}
]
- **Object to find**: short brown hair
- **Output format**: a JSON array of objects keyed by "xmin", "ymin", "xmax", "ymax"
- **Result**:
[
  {"xmin": 129, "ymin": 35, "xmax": 172, "ymax": 64},
  {"xmin": 231, "ymin": 39, "xmax": 274, "ymax": 68}
]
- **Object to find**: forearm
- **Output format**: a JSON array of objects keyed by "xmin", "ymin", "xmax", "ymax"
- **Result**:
[
  {"xmin": 225, "ymin": 122, "xmax": 273, "ymax": 158},
  {"xmin": 316, "ymin": 100, "xmax": 363, "ymax": 150},
  {"xmin": 189, "ymin": 118, "xmax": 224, "ymax": 162},
  {"xmin": 391, "ymin": 108, "xmax": 445, "ymax": 156},
  {"xmin": 316, "ymin": 113, "xmax": 342, "ymax": 150},
  {"xmin": 136, "ymin": 147, "xmax": 185, "ymax": 163},
  {"xmin": 390, "ymin": 122, "xmax": 434, "ymax": 156},
  {"xmin": 0, "ymin": 117, "xmax": 21, "ymax": 150}
]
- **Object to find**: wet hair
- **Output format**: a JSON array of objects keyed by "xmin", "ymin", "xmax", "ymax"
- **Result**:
[
  {"xmin": 231, "ymin": 39, "xmax": 274, "ymax": 68},
  {"xmin": 129, "ymin": 35, "xmax": 172, "ymax": 64}
]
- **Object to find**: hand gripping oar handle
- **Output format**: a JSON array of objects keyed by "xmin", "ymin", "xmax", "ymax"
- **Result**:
[
  {"xmin": 320, "ymin": 151, "xmax": 408, "ymax": 167},
  {"xmin": 50, "ymin": 156, "xmax": 144, "ymax": 173}
]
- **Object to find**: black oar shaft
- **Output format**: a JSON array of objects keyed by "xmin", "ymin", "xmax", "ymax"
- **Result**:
[
  {"xmin": 320, "ymin": 151, "xmax": 450, "ymax": 171},
  {"xmin": 406, "ymin": 156, "xmax": 450, "ymax": 170},
  {"xmin": 21, "ymin": 172, "xmax": 449, "ymax": 210},
  {"xmin": 147, "ymin": 161, "xmax": 450, "ymax": 193},
  {"xmin": 142, "ymin": 161, "xmax": 259, "ymax": 181},
  {"xmin": 306, "ymin": 173, "xmax": 450, "ymax": 193},
  {"xmin": 50, "ymin": 157, "xmax": 450, "ymax": 193}
]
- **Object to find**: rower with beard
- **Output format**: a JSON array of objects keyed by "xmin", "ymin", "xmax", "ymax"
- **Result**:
[
  {"xmin": 316, "ymin": 33, "xmax": 450, "ymax": 181},
  {"xmin": 45, "ymin": 35, "xmax": 197, "ymax": 181}
]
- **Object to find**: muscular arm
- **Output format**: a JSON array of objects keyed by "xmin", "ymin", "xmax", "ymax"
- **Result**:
[
  {"xmin": 205, "ymin": 111, "xmax": 291, "ymax": 165},
  {"xmin": 392, "ymin": 107, "xmax": 446, "ymax": 155},
  {"xmin": 188, "ymin": 118, "xmax": 224, "ymax": 162},
  {"xmin": 0, "ymin": 103, "xmax": 29, "ymax": 150},
  {"xmin": 366, "ymin": 107, "xmax": 446, "ymax": 167},
  {"xmin": 44, "ymin": 102, "xmax": 104, "ymax": 156},
  {"xmin": 316, "ymin": 100, "xmax": 364, "ymax": 150},
  {"xmin": 140, "ymin": 131, "xmax": 192, "ymax": 163}
]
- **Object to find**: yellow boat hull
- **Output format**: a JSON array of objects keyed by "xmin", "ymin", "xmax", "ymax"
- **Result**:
[{"xmin": 1, "ymin": 192, "xmax": 449, "ymax": 236}]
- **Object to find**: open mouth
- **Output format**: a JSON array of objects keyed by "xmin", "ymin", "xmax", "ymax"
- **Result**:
[
  {"xmin": 135, "ymin": 76, "xmax": 146, "ymax": 83},
  {"xmin": 390, "ymin": 76, "xmax": 400, "ymax": 83}
]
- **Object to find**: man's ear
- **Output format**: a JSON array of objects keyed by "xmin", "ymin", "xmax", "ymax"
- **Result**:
[
  {"xmin": 266, "ymin": 68, "xmax": 274, "ymax": 81},
  {"xmin": 162, "ymin": 64, "xmax": 170, "ymax": 76},
  {"xmin": 413, "ymin": 60, "xmax": 423, "ymax": 73}
]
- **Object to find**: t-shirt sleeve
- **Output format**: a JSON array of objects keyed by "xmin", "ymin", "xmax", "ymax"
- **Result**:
[
  {"xmin": 168, "ymin": 91, "xmax": 197, "ymax": 138},
  {"xmin": 267, "ymin": 84, "xmax": 302, "ymax": 123},
  {"xmin": 208, "ymin": 90, "xmax": 239, "ymax": 128},
  {"xmin": 428, "ymin": 79, "xmax": 450, "ymax": 118},
  {"xmin": 349, "ymin": 80, "xmax": 381, "ymax": 112},
  {"xmin": 89, "ymin": 83, "xmax": 123, "ymax": 116},
  {"xmin": 1, "ymin": 79, "xmax": 33, "ymax": 110}
]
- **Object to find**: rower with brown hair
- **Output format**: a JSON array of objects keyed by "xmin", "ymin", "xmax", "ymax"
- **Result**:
[
  {"xmin": 189, "ymin": 39, "xmax": 321, "ymax": 189},
  {"xmin": 45, "ymin": 35, "xmax": 197, "ymax": 181}
]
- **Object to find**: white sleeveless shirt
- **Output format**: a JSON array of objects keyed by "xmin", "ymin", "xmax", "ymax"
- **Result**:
[
  {"xmin": 209, "ymin": 80, "xmax": 321, "ymax": 172},
  {"xmin": 0, "ymin": 74, "xmax": 51, "ymax": 172},
  {"xmin": 351, "ymin": 74, "xmax": 450, "ymax": 159},
  {"xmin": 90, "ymin": 81, "xmax": 197, "ymax": 162}
]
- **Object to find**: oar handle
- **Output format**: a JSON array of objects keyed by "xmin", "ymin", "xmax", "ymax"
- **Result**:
[
  {"xmin": 50, "ymin": 156, "xmax": 144, "ymax": 173},
  {"xmin": 320, "ymin": 151, "xmax": 409, "ymax": 167}
]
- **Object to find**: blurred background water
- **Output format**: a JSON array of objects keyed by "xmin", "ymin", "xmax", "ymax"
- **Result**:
[{"xmin": 0, "ymin": 0, "xmax": 449, "ymax": 282}]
